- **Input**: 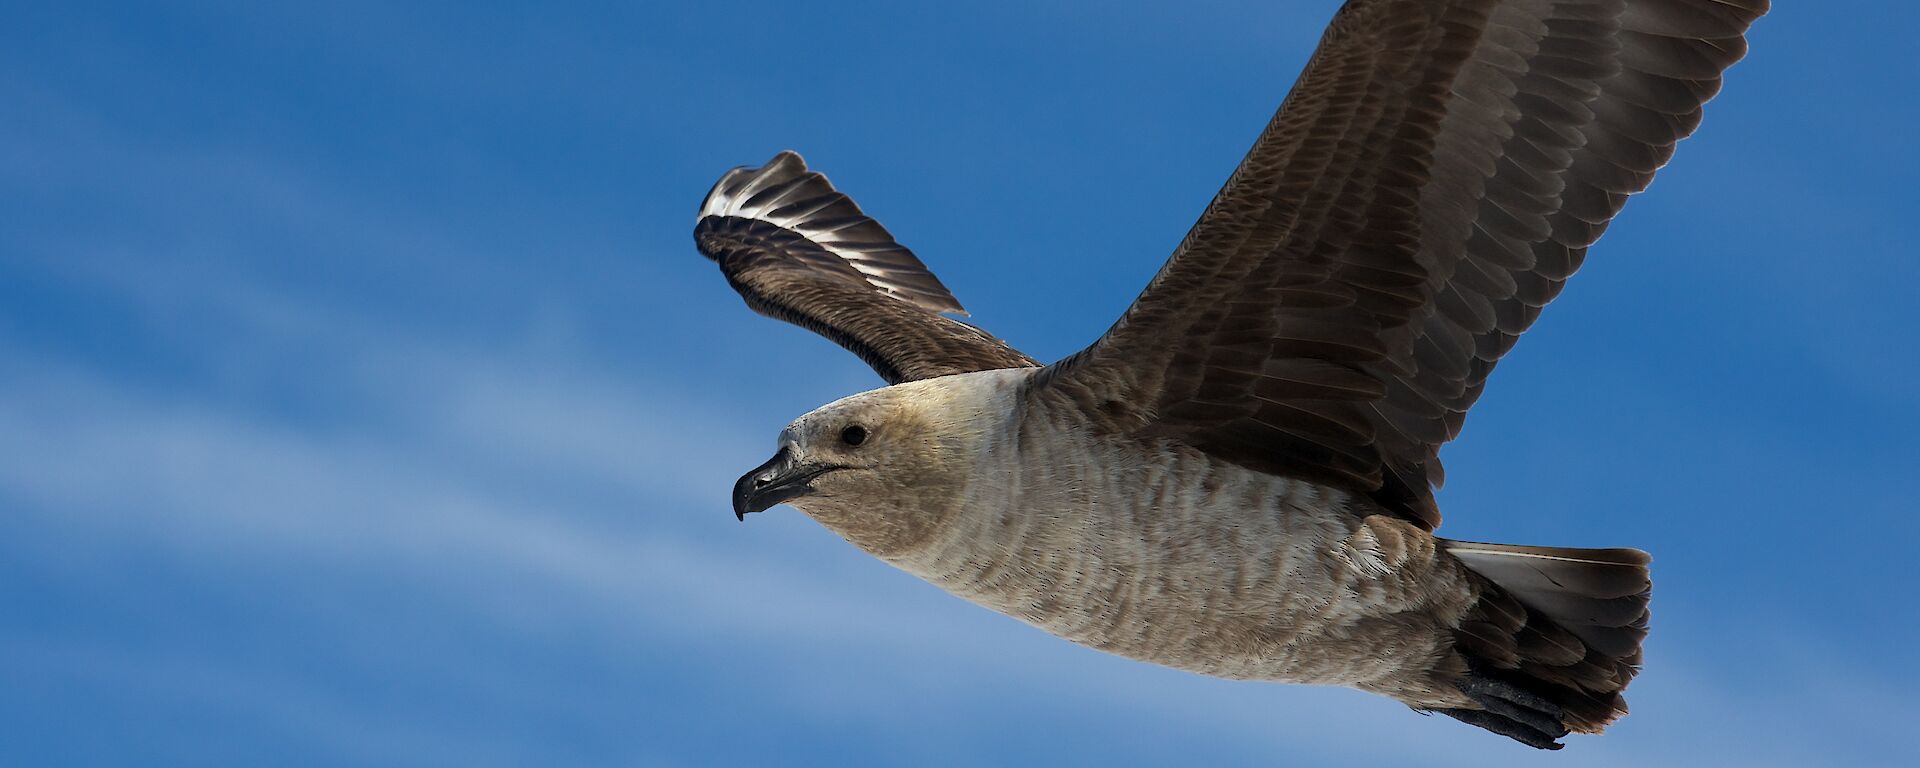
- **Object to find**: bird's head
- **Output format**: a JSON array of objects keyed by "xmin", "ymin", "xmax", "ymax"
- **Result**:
[{"xmin": 733, "ymin": 373, "xmax": 1018, "ymax": 557}]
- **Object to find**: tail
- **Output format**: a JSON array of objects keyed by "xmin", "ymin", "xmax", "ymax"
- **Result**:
[{"xmin": 1435, "ymin": 540, "xmax": 1652, "ymax": 750}]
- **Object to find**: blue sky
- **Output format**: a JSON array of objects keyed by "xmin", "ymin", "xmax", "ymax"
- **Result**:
[{"xmin": 3, "ymin": 1, "xmax": 1915, "ymax": 765}]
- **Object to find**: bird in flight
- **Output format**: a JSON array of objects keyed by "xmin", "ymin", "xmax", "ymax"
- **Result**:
[{"xmin": 692, "ymin": 0, "xmax": 1765, "ymax": 749}]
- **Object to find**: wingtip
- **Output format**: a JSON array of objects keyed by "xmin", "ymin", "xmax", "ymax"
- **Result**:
[
  {"xmin": 693, "ymin": 151, "xmax": 971, "ymax": 317},
  {"xmin": 697, "ymin": 150, "xmax": 810, "ymax": 220}
]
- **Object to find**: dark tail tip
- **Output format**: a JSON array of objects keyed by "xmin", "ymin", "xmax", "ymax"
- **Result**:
[{"xmin": 1434, "ymin": 670, "xmax": 1573, "ymax": 749}]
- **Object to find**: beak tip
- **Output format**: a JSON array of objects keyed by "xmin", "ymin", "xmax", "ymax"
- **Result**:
[{"xmin": 733, "ymin": 445, "xmax": 825, "ymax": 522}]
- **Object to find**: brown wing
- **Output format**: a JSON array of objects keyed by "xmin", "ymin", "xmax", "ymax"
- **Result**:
[
  {"xmin": 1040, "ymin": 0, "xmax": 1767, "ymax": 528},
  {"xmin": 694, "ymin": 152, "xmax": 1037, "ymax": 383}
]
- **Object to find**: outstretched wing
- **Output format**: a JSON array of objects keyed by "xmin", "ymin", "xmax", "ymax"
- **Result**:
[
  {"xmin": 1040, "ymin": 0, "xmax": 1766, "ymax": 527},
  {"xmin": 694, "ymin": 152, "xmax": 1037, "ymax": 383}
]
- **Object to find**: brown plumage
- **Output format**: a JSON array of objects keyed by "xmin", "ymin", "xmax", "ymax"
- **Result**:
[
  {"xmin": 693, "ymin": 0, "xmax": 1766, "ymax": 750},
  {"xmin": 1049, "ymin": 0, "xmax": 1765, "ymax": 529}
]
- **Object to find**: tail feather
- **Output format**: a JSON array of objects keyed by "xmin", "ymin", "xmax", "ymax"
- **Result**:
[
  {"xmin": 1449, "ymin": 541, "xmax": 1652, "ymax": 660},
  {"xmin": 1437, "ymin": 539, "xmax": 1653, "ymax": 748}
]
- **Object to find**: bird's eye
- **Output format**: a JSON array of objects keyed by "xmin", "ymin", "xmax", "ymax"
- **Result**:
[{"xmin": 840, "ymin": 424, "xmax": 868, "ymax": 447}]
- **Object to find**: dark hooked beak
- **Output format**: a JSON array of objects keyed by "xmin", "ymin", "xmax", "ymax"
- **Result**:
[{"xmin": 732, "ymin": 446, "xmax": 841, "ymax": 521}]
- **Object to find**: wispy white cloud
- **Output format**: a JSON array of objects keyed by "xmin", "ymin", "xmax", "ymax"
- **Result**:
[{"xmin": 3, "ymin": 270, "xmax": 1899, "ymax": 766}]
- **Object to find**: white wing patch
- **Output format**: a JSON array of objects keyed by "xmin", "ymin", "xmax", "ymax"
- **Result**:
[{"xmin": 696, "ymin": 152, "xmax": 967, "ymax": 315}]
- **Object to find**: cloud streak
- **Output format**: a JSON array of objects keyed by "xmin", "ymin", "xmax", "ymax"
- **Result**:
[{"xmin": 3, "ymin": 266, "xmax": 1906, "ymax": 767}]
